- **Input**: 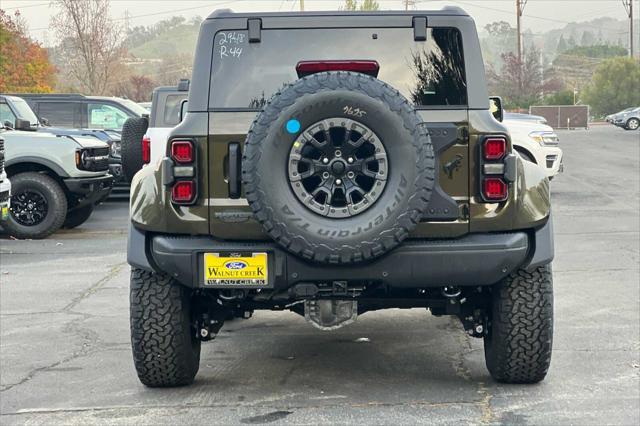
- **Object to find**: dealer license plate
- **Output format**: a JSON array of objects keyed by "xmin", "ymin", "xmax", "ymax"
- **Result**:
[{"xmin": 203, "ymin": 252, "xmax": 268, "ymax": 287}]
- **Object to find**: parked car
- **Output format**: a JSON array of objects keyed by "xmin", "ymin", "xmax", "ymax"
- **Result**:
[
  {"xmin": 1, "ymin": 123, "xmax": 113, "ymax": 239},
  {"xmin": 0, "ymin": 137, "xmax": 10, "ymax": 223},
  {"xmin": 504, "ymin": 112, "xmax": 548, "ymax": 125},
  {"xmin": 1, "ymin": 95, "xmax": 125, "ymax": 182},
  {"xmin": 7, "ymin": 93, "xmax": 148, "ymax": 133},
  {"xmin": 611, "ymin": 106, "xmax": 640, "ymax": 130},
  {"xmin": 128, "ymin": 7, "xmax": 554, "ymax": 387},
  {"xmin": 120, "ymin": 80, "xmax": 189, "ymax": 181},
  {"xmin": 605, "ymin": 107, "xmax": 634, "ymax": 123},
  {"xmin": 503, "ymin": 119, "xmax": 564, "ymax": 179}
]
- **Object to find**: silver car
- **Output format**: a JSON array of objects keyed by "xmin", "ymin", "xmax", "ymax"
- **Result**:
[{"xmin": 610, "ymin": 107, "xmax": 640, "ymax": 130}]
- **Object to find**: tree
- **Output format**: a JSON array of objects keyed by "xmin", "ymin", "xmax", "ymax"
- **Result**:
[
  {"xmin": 563, "ymin": 44, "xmax": 627, "ymax": 59},
  {"xmin": 51, "ymin": 0, "xmax": 125, "ymax": 94},
  {"xmin": 580, "ymin": 31, "xmax": 595, "ymax": 46},
  {"xmin": 342, "ymin": 0, "xmax": 379, "ymax": 11},
  {"xmin": 544, "ymin": 90, "xmax": 575, "ymax": 105},
  {"xmin": 114, "ymin": 75, "xmax": 155, "ymax": 102},
  {"xmin": 0, "ymin": 10, "xmax": 55, "ymax": 93},
  {"xmin": 582, "ymin": 57, "xmax": 640, "ymax": 115},
  {"xmin": 556, "ymin": 35, "xmax": 568, "ymax": 53},
  {"xmin": 487, "ymin": 47, "xmax": 544, "ymax": 109}
]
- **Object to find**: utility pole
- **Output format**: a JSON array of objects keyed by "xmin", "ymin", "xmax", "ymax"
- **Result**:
[
  {"xmin": 623, "ymin": 0, "xmax": 633, "ymax": 57},
  {"xmin": 516, "ymin": 0, "xmax": 528, "ymax": 64},
  {"xmin": 124, "ymin": 10, "xmax": 130, "ymax": 33},
  {"xmin": 299, "ymin": 0, "xmax": 305, "ymax": 11}
]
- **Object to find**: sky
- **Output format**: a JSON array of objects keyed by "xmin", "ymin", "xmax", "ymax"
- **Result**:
[{"xmin": 2, "ymin": 0, "xmax": 637, "ymax": 47}]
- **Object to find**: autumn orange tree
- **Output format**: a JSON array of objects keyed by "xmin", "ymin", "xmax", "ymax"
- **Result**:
[{"xmin": 0, "ymin": 10, "xmax": 55, "ymax": 93}]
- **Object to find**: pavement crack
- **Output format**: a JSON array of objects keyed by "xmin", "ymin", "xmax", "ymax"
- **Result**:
[
  {"xmin": 62, "ymin": 263, "xmax": 126, "ymax": 313},
  {"xmin": 1, "ymin": 263, "xmax": 126, "ymax": 393}
]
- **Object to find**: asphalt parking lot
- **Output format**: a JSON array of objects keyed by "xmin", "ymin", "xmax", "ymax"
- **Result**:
[{"xmin": 1, "ymin": 125, "xmax": 638, "ymax": 425}]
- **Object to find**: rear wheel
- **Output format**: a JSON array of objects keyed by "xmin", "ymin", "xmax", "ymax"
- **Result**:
[
  {"xmin": 5, "ymin": 172, "xmax": 67, "ymax": 239},
  {"xmin": 62, "ymin": 205, "xmax": 94, "ymax": 229},
  {"xmin": 484, "ymin": 265, "xmax": 553, "ymax": 383},
  {"xmin": 626, "ymin": 118, "xmax": 639, "ymax": 130},
  {"xmin": 120, "ymin": 117, "xmax": 148, "ymax": 182},
  {"xmin": 130, "ymin": 268, "xmax": 201, "ymax": 387}
]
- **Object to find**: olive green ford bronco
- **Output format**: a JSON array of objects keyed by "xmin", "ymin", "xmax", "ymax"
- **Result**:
[{"xmin": 127, "ymin": 8, "xmax": 554, "ymax": 387}]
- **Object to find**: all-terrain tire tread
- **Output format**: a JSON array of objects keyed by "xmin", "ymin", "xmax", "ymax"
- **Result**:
[
  {"xmin": 121, "ymin": 117, "xmax": 149, "ymax": 182},
  {"xmin": 485, "ymin": 264, "xmax": 553, "ymax": 384},
  {"xmin": 130, "ymin": 268, "xmax": 200, "ymax": 387}
]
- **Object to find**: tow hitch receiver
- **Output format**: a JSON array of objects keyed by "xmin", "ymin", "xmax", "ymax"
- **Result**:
[{"xmin": 305, "ymin": 300, "xmax": 358, "ymax": 331}]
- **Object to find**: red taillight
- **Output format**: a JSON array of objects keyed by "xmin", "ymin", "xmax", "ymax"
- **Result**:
[
  {"xmin": 483, "ymin": 178, "xmax": 507, "ymax": 201},
  {"xmin": 296, "ymin": 60, "xmax": 380, "ymax": 78},
  {"xmin": 171, "ymin": 140, "xmax": 194, "ymax": 164},
  {"xmin": 484, "ymin": 137, "xmax": 507, "ymax": 160},
  {"xmin": 142, "ymin": 136, "xmax": 150, "ymax": 164},
  {"xmin": 172, "ymin": 180, "xmax": 195, "ymax": 203}
]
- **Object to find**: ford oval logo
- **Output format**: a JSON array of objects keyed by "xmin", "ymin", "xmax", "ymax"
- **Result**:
[{"xmin": 225, "ymin": 261, "xmax": 247, "ymax": 270}]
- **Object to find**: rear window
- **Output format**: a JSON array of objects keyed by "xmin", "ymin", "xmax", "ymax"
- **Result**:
[
  {"xmin": 210, "ymin": 27, "xmax": 467, "ymax": 110},
  {"xmin": 163, "ymin": 95, "xmax": 186, "ymax": 126}
]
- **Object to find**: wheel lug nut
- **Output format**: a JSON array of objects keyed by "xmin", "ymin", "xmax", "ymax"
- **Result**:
[
  {"xmin": 335, "ymin": 150, "xmax": 342, "ymax": 157},
  {"xmin": 335, "ymin": 179, "xmax": 342, "ymax": 185},
  {"xmin": 322, "ymin": 157, "xmax": 329, "ymax": 164},
  {"xmin": 347, "ymin": 171, "xmax": 355, "ymax": 179},
  {"xmin": 322, "ymin": 172, "xmax": 330, "ymax": 179},
  {"xmin": 348, "ymin": 157, "xmax": 354, "ymax": 163}
]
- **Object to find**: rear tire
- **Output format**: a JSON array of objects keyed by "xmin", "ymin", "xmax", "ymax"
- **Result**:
[
  {"xmin": 62, "ymin": 205, "xmax": 94, "ymax": 229},
  {"xmin": 484, "ymin": 264, "xmax": 553, "ymax": 383},
  {"xmin": 120, "ymin": 117, "xmax": 148, "ymax": 182},
  {"xmin": 130, "ymin": 268, "xmax": 201, "ymax": 387},
  {"xmin": 5, "ymin": 172, "xmax": 67, "ymax": 239},
  {"xmin": 625, "ymin": 118, "xmax": 639, "ymax": 131}
]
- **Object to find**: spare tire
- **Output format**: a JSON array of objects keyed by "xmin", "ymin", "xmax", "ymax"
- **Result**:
[
  {"xmin": 120, "ymin": 116, "xmax": 148, "ymax": 182},
  {"xmin": 243, "ymin": 71, "xmax": 435, "ymax": 264}
]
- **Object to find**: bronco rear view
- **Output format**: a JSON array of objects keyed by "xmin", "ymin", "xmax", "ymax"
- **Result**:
[{"xmin": 127, "ymin": 8, "xmax": 554, "ymax": 387}]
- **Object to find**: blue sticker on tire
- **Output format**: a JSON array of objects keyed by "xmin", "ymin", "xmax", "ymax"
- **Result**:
[{"xmin": 286, "ymin": 119, "xmax": 301, "ymax": 134}]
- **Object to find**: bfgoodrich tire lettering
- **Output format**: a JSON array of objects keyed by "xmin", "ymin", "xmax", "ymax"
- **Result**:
[
  {"xmin": 484, "ymin": 264, "xmax": 554, "ymax": 383},
  {"xmin": 242, "ymin": 71, "xmax": 435, "ymax": 264},
  {"xmin": 130, "ymin": 268, "xmax": 201, "ymax": 387}
]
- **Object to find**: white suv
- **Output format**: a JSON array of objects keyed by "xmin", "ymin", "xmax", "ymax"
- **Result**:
[{"xmin": 504, "ymin": 119, "xmax": 564, "ymax": 179}]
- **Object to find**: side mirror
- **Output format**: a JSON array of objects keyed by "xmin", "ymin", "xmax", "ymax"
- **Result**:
[
  {"xmin": 489, "ymin": 96, "xmax": 504, "ymax": 122},
  {"xmin": 15, "ymin": 118, "xmax": 32, "ymax": 131},
  {"xmin": 179, "ymin": 100, "xmax": 189, "ymax": 122},
  {"xmin": 40, "ymin": 117, "xmax": 50, "ymax": 126},
  {"xmin": 3, "ymin": 120, "xmax": 14, "ymax": 129}
]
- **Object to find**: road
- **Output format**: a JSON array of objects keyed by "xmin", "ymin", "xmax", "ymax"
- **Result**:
[{"xmin": 1, "ymin": 125, "xmax": 638, "ymax": 425}]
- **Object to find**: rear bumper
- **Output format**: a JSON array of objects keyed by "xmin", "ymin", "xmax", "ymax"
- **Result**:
[
  {"xmin": 129, "ymin": 217, "xmax": 554, "ymax": 289},
  {"xmin": 64, "ymin": 174, "xmax": 114, "ymax": 208}
]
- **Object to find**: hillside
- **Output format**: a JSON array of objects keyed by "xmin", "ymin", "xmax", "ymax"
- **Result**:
[{"xmin": 128, "ymin": 23, "xmax": 199, "ymax": 60}]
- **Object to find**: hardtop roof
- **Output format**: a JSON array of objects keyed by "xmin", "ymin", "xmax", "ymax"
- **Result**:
[{"xmin": 207, "ymin": 7, "xmax": 468, "ymax": 20}]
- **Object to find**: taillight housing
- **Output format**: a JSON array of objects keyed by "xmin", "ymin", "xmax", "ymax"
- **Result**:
[
  {"xmin": 171, "ymin": 180, "xmax": 195, "ymax": 204},
  {"xmin": 168, "ymin": 138, "xmax": 197, "ymax": 205},
  {"xmin": 171, "ymin": 140, "xmax": 194, "ymax": 164},
  {"xmin": 296, "ymin": 60, "xmax": 380, "ymax": 78},
  {"xmin": 482, "ymin": 177, "xmax": 508, "ymax": 201},
  {"xmin": 479, "ymin": 135, "xmax": 511, "ymax": 203},
  {"xmin": 142, "ymin": 136, "xmax": 150, "ymax": 164},
  {"xmin": 483, "ymin": 137, "xmax": 507, "ymax": 160}
]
